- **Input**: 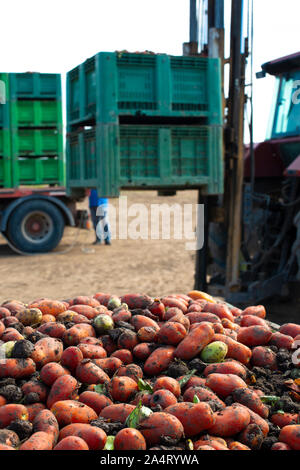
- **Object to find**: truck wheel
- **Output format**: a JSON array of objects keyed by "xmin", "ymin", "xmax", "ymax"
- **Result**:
[{"xmin": 6, "ymin": 200, "xmax": 65, "ymax": 253}]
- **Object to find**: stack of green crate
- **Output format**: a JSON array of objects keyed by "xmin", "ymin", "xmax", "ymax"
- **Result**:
[
  {"xmin": 66, "ymin": 52, "xmax": 223, "ymax": 198},
  {"xmin": 0, "ymin": 73, "xmax": 64, "ymax": 188},
  {"xmin": 10, "ymin": 73, "xmax": 64, "ymax": 187}
]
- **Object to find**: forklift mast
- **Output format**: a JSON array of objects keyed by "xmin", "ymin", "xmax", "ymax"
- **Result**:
[
  {"xmin": 193, "ymin": 4, "xmax": 300, "ymax": 306},
  {"xmin": 193, "ymin": 0, "xmax": 248, "ymax": 296}
]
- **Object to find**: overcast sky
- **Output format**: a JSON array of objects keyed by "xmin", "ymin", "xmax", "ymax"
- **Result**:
[{"xmin": 1, "ymin": 0, "xmax": 300, "ymax": 142}]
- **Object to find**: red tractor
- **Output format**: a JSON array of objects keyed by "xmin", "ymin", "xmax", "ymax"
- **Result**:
[{"xmin": 208, "ymin": 52, "xmax": 300, "ymax": 307}]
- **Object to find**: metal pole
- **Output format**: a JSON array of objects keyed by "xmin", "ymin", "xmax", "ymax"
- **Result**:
[
  {"xmin": 183, "ymin": 0, "xmax": 199, "ymax": 55},
  {"xmin": 224, "ymin": 0, "xmax": 246, "ymax": 294},
  {"xmin": 208, "ymin": 0, "xmax": 224, "ymax": 29},
  {"xmin": 195, "ymin": 193, "xmax": 208, "ymax": 291},
  {"xmin": 194, "ymin": 0, "xmax": 225, "ymax": 291},
  {"xmin": 190, "ymin": 0, "xmax": 198, "ymax": 42},
  {"xmin": 208, "ymin": 0, "xmax": 225, "ymax": 110}
]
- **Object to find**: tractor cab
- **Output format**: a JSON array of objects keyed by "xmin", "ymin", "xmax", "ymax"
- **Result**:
[
  {"xmin": 265, "ymin": 52, "xmax": 300, "ymax": 140},
  {"xmin": 244, "ymin": 52, "xmax": 300, "ymax": 178},
  {"xmin": 210, "ymin": 53, "xmax": 300, "ymax": 306}
]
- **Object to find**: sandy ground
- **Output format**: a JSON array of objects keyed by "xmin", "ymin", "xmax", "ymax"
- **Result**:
[
  {"xmin": 0, "ymin": 190, "xmax": 198, "ymax": 304},
  {"xmin": 0, "ymin": 188, "xmax": 298, "ymax": 325}
]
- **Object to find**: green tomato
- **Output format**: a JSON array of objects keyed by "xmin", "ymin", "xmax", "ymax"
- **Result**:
[
  {"xmin": 107, "ymin": 296, "xmax": 121, "ymax": 310},
  {"xmin": 4, "ymin": 341, "xmax": 16, "ymax": 358},
  {"xmin": 93, "ymin": 314, "xmax": 114, "ymax": 334},
  {"xmin": 200, "ymin": 341, "xmax": 228, "ymax": 363}
]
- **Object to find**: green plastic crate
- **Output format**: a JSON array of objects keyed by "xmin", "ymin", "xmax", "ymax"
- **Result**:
[
  {"xmin": 0, "ymin": 129, "xmax": 12, "ymax": 187},
  {"xmin": 0, "ymin": 158, "xmax": 4, "ymax": 184},
  {"xmin": 119, "ymin": 125, "xmax": 223, "ymax": 194},
  {"xmin": 0, "ymin": 73, "xmax": 10, "ymax": 128},
  {"xmin": 67, "ymin": 124, "xmax": 119, "ymax": 197},
  {"xmin": 0, "ymin": 129, "xmax": 10, "ymax": 155},
  {"xmin": 9, "ymin": 73, "xmax": 61, "ymax": 99},
  {"xmin": 10, "ymin": 100, "xmax": 63, "ymax": 128},
  {"xmin": 0, "ymin": 72, "xmax": 63, "ymax": 188},
  {"xmin": 11, "ymin": 128, "xmax": 63, "ymax": 156},
  {"xmin": 12, "ymin": 156, "xmax": 64, "ymax": 186},
  {"xmin": 67, "ymin": 124, "xmax": 223, "ymax": 197},
  {"xmin": 67, "ymin": 52, "xmax": 222, "ymax": 125}
]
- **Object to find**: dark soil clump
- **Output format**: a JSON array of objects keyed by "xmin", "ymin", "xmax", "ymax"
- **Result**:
[
  {"xmin": 188, "ymin": 358, "xmax": 207, "ymax": 374},
  {"xmin": 108, "ymin": 328, "xmax": 125, "ymax": 341},
  {"xmin": 160, "ymin": 435, "xmax": 182, "ymax": 446},
  {"xmin": 252, "ymin": 367, "xmax": 285, "ymax": 395},
  {"xmin": 0, "ymin": 385, "xmax": 23, "ymax": 403},
  {"xmin": 267, "ymin": 422, "xmax": 280, "ymax": 437},
  {"xmin": 7, "ymin": 420, "xmax": 33, "ymax": 441},
  {"xmin": 166, "ymin": 361, "xmax": 189, "ymax": 378},
  {"xmin": 261, "ymin": 436, "xmax": 278, "ymax": 450},
  {"xmin": 224, "ymin": 395, "xmax": 235, "ymax": 406},
  {"xmin": 12, "ymin": 340, "xmax": 34, "ymax": 358},
  {"xmin": 90, "ymin": 417, "xmax": 125, "ymax": 435},
  {"xmin": 130, "ymin": 309, "xmax": 157, "ymax": 321},
  {"xmin": 23, "ymin": 392, "xmax": 40, "ymax": 404},
  {"xmin": 9, "ymin": 323, "xmax": 24, "ymax": 334},
  {"xmin": 207, "ymin": 399, "xmax": 224, "ymax": 412},
  {"xmin": 0, "ymin": 378, "xmax": 16, "ymax": 387},
  {"xmin": 114, "ymin": 321, "xmax": 135, "ymax": 331},
  {"xmin": 0, "ymin": 429, "xmax": 20, "ymax": 447},
  {"xmin": 273, "ymin": 393, "xmax": 300, "ymax": 414},
  {"xmin": 26, "ymin": 331, "xmax": 47, "ymax": 343}
]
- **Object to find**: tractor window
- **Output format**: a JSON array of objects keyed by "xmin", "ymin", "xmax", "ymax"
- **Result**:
[
  {"xmin": 266, "ymin": 77, "xmax": 280, "ymax": 139},
  {"xmin": 270, "ymin": 70, "xmax": 300, "ymax": 139}
]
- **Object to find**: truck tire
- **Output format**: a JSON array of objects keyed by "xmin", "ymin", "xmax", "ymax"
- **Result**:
[{"xmin": 6, "ymin": 200, "xmax": 65, "ymax": 253}]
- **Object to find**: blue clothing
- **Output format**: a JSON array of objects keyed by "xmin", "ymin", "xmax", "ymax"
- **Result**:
[
  {"xmin": 89, "ymin": 189, "xmax": 108, "ymax": 208},
  {"xmin": 89, "ymin": 190, "xmax": 111, "ymax": 243},
  {"xmin": 90, "ymin": 206, "xmax": 111, "ymax": 243}
]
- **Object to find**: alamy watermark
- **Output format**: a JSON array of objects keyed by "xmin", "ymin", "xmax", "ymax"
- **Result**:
[
  {"xmin": 95, "ymin": 196, "xmax": 204, "ymax": 251},
  {"xmin": 0, "ymin": 341, "xmax": 5, "ymax": 363},
  {"xmin": 0, "ymin": 80, "xmax": 6, "ymax": 104},
  {"xmin": 292, "ymin": 80, "xmax": 300, "ymax": 104},
  {"xmin": 291, "ymin": 340, "xmax": 300, "ymax": 366}
]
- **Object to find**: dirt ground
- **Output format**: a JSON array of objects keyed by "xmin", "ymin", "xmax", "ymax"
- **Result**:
[
  {"xmin": 0, "ymin": 189, "xmax": 298, "ymax": 325},
  {"xmin": 0, "ymin": 190, "xmax": 198, "ymax": 304}
]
